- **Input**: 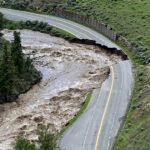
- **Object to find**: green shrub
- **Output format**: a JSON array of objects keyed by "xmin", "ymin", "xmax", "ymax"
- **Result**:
[
  {"xmin": 37, "ymin": 125, "xmax": 56, "ymax": 150},
  {"xmin": 15, "ymin": 137, "xmax": 36, "ymax": 150}
]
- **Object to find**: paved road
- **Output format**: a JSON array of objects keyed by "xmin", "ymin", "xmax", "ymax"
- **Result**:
[
  {"xmin": 0, "ymin": 8, "xmax": 133, "ymax": 150},
  {"xmin": 58, "ymin": 62, "xmax": 132, "ymax": 150}
]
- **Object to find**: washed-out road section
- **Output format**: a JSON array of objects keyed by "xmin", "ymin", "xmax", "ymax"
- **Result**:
[{"xmin": 0, "ymin": 8, "xmax": 133, "ymax": 150}]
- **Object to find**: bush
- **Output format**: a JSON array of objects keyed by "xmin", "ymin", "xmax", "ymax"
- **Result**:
[
  {"xmin": 15, "ymin": 125, "xmax": 56, "ymax": 150},
  {"xmin": 15, "ymin": 137, "xmax": 36, "ymax": 150},
  {"xmin": 37, "ymin": 125, "xmax": 56, "ymax": 150}
]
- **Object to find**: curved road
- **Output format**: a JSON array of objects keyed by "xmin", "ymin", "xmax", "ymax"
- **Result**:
[{"xmin": 0, "ymin": 8, "xmax": 133, "ymax": 150}]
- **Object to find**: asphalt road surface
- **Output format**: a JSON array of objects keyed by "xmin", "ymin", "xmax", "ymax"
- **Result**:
[{"xmin": 0, "ymin": 8, "xmax": 133, "ymax": 150}]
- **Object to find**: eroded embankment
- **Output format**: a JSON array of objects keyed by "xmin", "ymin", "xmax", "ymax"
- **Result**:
[{"xmin": 0, "ymin": 29, "xmax": 121, "ymax": 149}]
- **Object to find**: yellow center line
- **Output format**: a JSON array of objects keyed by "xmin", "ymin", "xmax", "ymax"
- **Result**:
[{"xmin": 94, "ymin": 66, "xmax": 115, "ymax": 150}]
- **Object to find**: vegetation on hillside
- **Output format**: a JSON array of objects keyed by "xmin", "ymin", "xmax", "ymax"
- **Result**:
[
  {"xmin": 113, "ymin": 64, "xmax": 150, "ymax": 150},
  {"xmin": 0, "ymin": 13, "xmax": 41, "ymax": 103},
  {"xmin": 0, "ymin": 0, "xmax": 66, "ymax": 13},
  {"xmin": 113, "ymin": 40, "xmax": 150, "ymax": 150}
]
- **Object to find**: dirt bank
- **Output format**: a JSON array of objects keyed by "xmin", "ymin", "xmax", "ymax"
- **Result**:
[{"xmin": 0, "ymin": 30, "xmax": 121, "ymax": 149}]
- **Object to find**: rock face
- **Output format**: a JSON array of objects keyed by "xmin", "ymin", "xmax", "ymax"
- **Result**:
[{"xmin": 0, "ymin": 30, "xmax": 121, "ymax": 149}]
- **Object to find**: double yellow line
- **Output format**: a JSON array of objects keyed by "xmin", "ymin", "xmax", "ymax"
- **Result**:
[{"xmin": 94, "ymin": 66, "xmax": 115, "ymax": 150}]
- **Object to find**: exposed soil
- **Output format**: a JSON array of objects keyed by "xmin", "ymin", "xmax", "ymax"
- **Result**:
[{"xmin": 0, "ymin": 29, "xmax": 121, "ymax": 149}]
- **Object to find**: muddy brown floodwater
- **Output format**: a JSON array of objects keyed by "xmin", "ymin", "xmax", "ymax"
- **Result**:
[{"xmin": 0, "ymin": 29, "xmax": 121, "ymax": 149}]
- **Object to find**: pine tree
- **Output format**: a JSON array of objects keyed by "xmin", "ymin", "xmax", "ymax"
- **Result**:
[
  {"xmin": 0, "ymin": 13, "xmax": 3, "ymax": 29},
  {"xmin": 11, "ymin": 31, "xmax": 24, "ymax": 73},
  {"xmin": 0, "ymin": 43, "xmax": 16, "ymax": 101}
]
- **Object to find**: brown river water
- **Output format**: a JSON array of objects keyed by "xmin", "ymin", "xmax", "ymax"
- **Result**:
[{"xmin": 0, "ymin": 30, "xmax": 121, "ymax": 149}]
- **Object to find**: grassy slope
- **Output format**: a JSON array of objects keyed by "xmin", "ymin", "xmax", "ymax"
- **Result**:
[
  {"xmin": 115, "ymin": 65, "xmax": 150, "ymax": 150},
  {"xmin": 65, "ymin": 0, "xmax": 150, "ymax": 65},
  {"xmin": 114, "ymin": 41, "xmax": 150, "ymax": 150},
  {"xmin": 0, "ymin": 0, "xmax": 66, "ymax": 13}
]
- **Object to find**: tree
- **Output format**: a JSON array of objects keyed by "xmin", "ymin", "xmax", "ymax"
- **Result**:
[
  {"xmin": 0, "ymin": 12, "xmax": 3, "ymax": 29},
  {"xmin": 25, "ymin": 57, "xmax": 34, "ymax": 72},
  {"xmin": 0, "ymin": 43, "xmax": 16, "ymax": 102},
  {"xmin": 11, "ymin": 31, "xmax": 24, "ymax": 73}
]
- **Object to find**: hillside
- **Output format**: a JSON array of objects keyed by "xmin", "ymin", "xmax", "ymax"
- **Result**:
[
  {"xmin": 0, "ymin": 0, "xmax": 150, "ymax": 149},
  {"xmin": 65, "ymin": 0, "xmax": 150, "ymax": 65},
  {"xmin": 0, "ymin": 0, "xmax": 66, "ymax": 12}
]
